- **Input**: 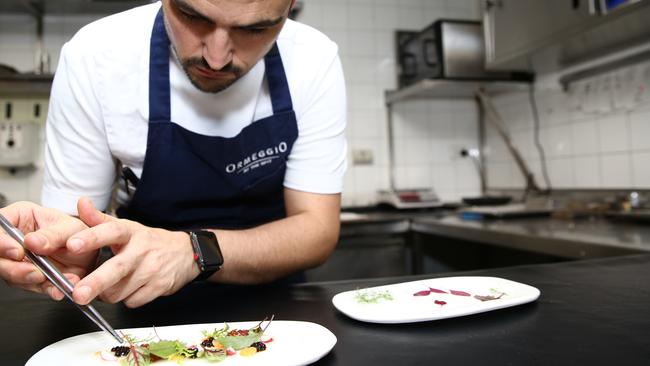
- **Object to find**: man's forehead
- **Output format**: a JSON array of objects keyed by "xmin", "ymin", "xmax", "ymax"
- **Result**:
[{"xmin": 174, "ymin": 0, "xmax": 290, "ymax": 19}]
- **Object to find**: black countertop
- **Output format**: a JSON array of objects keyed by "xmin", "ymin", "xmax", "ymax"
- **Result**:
[{"xmin": 3, "ymin": 254, "xmax": 650, "ymax": 365}]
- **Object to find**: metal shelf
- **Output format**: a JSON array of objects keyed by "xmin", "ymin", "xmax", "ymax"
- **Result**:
[
  {"xmin": 0, "ymin": 0, "xmax": 150, "ymax": 16},
  {"xmin": 382, "ymin": 78, "xmax": 533, "ymax": 204},
  {"xmin": 0, "ymin": 74, "xmax": 53, "ymax": 97},
  {"xmin": 385, "ymin": 78, "xmax": 531, "ymax": 104}
]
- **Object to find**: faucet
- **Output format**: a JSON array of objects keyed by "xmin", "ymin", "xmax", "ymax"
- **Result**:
[{"xmin": 460, "ymin": 147, "xmax": 486, "ymax": 193}]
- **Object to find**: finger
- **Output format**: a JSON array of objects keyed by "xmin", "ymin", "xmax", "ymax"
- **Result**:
[
  {"xmin": 41, "ymin": 273, "xmax": 81, "ymax": 301},
  {"xmin": 0, "ymin": 234, "xmax": 24, "ymax": 261},
  {"xmin": 0, "ymin": 201, "xmax": 37, "ymax": 229},
  {"xmin": 0, "ymin": 258, "xmax": 46, "ymax": 285},
  {"xmin": 77, "ymin": 197, "xmax": 116, "ymax": 227},
  {"xmin": 72, "ymin": 254, "xmax": 138, "ymax": 305},
  {"xmin": 99, "ymin": 263, "xmax": 162, "ymax": 304},
  {"xmin": 1, "ymin": 202, "xmax": 86, "ymax": 257},
  {"xmin": 0, "ymin": 202, "xmax": 33, "ymax": 259},
  {"xmin": 99, "ymin": 276, "xmax": 139, "ymax": 304},
  {"xmin": 122, "ymin": 283, "xmax": 158, "ymax": 308},
  {"xmin": 5, "ymin": 281, "xmax": 44, "ymax": 295},
  {"xmin": 23, "ymin": 219, "xmax": 87, "ymax": 256},
  {"xmin": 67, "ymin": 220, "xmax": 132, "ymax": 254}
]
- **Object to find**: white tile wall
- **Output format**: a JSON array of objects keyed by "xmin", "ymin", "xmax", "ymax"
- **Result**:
[
  {"xmin": 0, "ymin": 14, "xmax": 101, "ymax": 74},
  {"xmin": 571, "ymin": 120, "xmax": 600, "ymax": 155},
  {"xmin": 0, "ymin": 0, "xmax": 483, "ymax": 206},
  {"xmin": 0, "ymin": 11, "xmax": 100, "ymax": 205},
  {"xmin": 307, "ymin": 0, "xmax": 482, "ymax": 206},
  {"xmin": 632, "ymin": 152, "xmax": 650, "ymax": 187},
  {"xmin": 601, "ymin": 154, "xmax": 632, "ymax": 187},
  {"xmin": 629, "ymin": 109, "xmax": 650, "ymax": 151},
  {"xmin": 485, "ymin": 59, "xmax": 650, "ymax": 190},
  {"xmin": 573, "ymin": 155, "xmax": 601, "ymax": 188}
]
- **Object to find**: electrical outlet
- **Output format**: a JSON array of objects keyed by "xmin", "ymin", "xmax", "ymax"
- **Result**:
[
  {"xmin": 2, "ymin": 99, "xmax": 49, "ymax": 125},
  {"xmin": 352, "ymin": 149, "xmax": 374, "ymax": 165},
  {"xmin": 0, "ymin": 121, "xmax": 40, "ymax": 167},
  {"xmin": 30, "ymin": 101, "xmax": 47, "ymax": 125}
]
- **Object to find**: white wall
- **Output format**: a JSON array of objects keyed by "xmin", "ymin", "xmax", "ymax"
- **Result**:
[
  {"xmin": 0, "ymin": 13, "xmax": 102, "ymax": 205},
  {"xmin": 485, "ymin": 57, "xmax": 650, "ymax": 190},
  {"xmin": 300, "ymin": 0, "xmax": 482, "ymax": 206},
  {"xmin": 0, "ymin": 13, "xmax": 102, "ymax": 74},
  {"xmin": 0, "ymin": 0, "xmax": 483, "ymax": 206}
]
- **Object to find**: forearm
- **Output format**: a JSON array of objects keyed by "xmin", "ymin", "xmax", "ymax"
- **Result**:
[
  {"xmin": 58, "ymin": 193, "xmax": 340, "ymax": 307},
  {"xmin": 210, "ymin": 195, "xmax": 340, "ymax": 284}
]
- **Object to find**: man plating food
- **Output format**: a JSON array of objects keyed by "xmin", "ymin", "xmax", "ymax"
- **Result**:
[{"xmin": 0, "ymin": 0, "xmax": 346, "ymax": 307}]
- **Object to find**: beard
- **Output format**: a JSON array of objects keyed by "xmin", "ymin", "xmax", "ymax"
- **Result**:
[{"xmin": 180, "ymin": 56, "xmax": 244, "ymax": 94}]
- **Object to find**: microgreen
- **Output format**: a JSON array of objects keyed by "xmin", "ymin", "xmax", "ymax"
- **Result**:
[
  {"xmin": 205, "ymin": 316, "xmax": 274, "ymax": 351},
  {"xmin": 354, "ymin": 289, "xmax": 394, "ymax": 304},
  {"xmin": 110, "ymin": 316, "xmax": 273, "ymax": 364},
  {"xmin": 119, "ymin": 333, "xmax": 153, "ymax": 366}
]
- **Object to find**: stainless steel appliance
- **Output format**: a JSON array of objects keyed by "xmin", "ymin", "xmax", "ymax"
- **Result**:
[
  {"xmin": 397, "ymin": 19, "xmax": 533, "ymax": 88},
  {"xmin": 482, "ymin": 0, "xmax": 650, "ymax": 72}
]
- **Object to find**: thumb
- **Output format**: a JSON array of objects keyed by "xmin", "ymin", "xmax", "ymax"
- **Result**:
[{"xmin": 77, "ymin": 197, "xmax": 115, "ymax": 228}]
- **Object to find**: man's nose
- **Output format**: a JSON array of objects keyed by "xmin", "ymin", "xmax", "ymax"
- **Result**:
[{"xmin": 203, "ymin": 28, "xmax": 233, "ymax": 70}]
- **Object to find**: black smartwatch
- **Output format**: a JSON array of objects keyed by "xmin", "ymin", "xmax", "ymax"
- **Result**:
[{"xmin": 187, "ymin": 230, "xmax": 224, "ymax": 281}]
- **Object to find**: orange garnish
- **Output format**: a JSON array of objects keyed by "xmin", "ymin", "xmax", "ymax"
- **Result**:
[{"xmin": 239, "ymin": 347, "xmax": 257, "ymax": 357}]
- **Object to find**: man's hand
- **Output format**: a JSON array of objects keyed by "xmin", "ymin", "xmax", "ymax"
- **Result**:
[
  {"xmin": 68, "ymin": 199, "xmax": 199, "ymax": 308},
  {"xmin": 0, "ymin": 201, "xmax": 93, "ymax": 299}
]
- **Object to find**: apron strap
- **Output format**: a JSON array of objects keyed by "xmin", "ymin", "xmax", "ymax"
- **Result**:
[
  {"xmin": 264, "ymin": 44, "xmax": 294, "ymax": 114},
  {"xmin": 149, "ymin": 8, "xmax": 171, "ymax": 122}
]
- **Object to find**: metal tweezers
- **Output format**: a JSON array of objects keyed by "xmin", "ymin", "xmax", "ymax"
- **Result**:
[{"xmin": 0, "ymin": 213, "xmax": 124, "ymax": 344}]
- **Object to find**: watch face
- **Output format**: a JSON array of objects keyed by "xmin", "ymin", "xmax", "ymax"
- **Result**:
[{"xmin": 193, "ymin": 231, "xmax": 224, "ymax": 271}]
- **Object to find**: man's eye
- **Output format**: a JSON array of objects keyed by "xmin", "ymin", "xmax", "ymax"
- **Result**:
[
  {"xmin": 181, "ymin": 11, "xmax": 202, "ymax": 21},
  {"xmin": 243, "ymin": 27, "xmax": 268, "ymax": 35}
]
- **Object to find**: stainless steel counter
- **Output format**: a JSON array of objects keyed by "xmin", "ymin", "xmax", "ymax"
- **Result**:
[
  {"xmin": 340, "ymin": 212, "xmax": 413, "ymax": 237},
  {"xmin": 412, "ymin": 216, "xmax": 650, "ymax": 259},
  {"xmin": 341, "ymin": 210, "xmax": 650, "ymax": 259}
]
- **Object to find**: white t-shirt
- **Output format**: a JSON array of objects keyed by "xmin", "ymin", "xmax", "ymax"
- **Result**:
[{"xmin": 41, "ymin": 2, "xmax": 347, "ymax": 215}]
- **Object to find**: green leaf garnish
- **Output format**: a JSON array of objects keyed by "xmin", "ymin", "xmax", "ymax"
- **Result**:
[
  {"xmin": 206, "ymin": 316, "xmax": 273, "ymax": 351},
  {"xmin": 354, "ymin": 289, "xmax": 393, "ymax": 304},
  {"xmin": 148, "ymin": 340, "xmax": 184, "ymax": 359}
]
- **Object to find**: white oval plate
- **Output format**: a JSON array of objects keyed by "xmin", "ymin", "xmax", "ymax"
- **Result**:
[
  {"xmin": 26, "ymin": 320, "xmax": 336, "ymax": 366},
  {"xmin": 332, "ymin": 276, "xmax": 540, "ymax": 324}
]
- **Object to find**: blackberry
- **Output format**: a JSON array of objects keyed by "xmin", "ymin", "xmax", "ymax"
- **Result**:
[
  {"xmin": 186, "ymin": 346, "xmax": 199, "ymax": 359},
  {"xmin": 201, "ymin": 337, "xmax": 215, "ymax": 348},
  {"xmin": 250, "ymin": 342, "xmax": 266, "ymax": 352},
  {"xmin": 111, "ymin": 345, "xmax": 130, "ymax": 357}
]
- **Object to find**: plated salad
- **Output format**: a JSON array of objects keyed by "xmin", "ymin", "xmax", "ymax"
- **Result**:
[{"xmin": 98, "ymin": 317, "xmax": 274, "ymax": 365}]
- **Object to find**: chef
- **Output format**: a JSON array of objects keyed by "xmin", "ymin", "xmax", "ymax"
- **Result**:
[{"xmin": 0, "ymin": 0, "xmax": 346, "ymax": 308}]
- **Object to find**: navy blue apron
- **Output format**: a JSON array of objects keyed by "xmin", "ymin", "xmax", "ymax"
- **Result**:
[{"xmin": 117, "ymin": 8, "xmax": 298, "ymax": 233}]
